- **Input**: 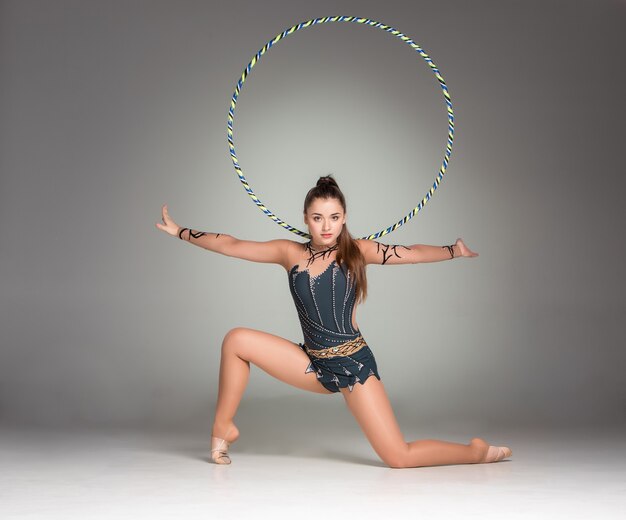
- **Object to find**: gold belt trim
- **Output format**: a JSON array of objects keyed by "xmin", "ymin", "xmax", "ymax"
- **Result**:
[{"xmin": 304, "ymin": 335, "xmax": 367, "ymax": 358}]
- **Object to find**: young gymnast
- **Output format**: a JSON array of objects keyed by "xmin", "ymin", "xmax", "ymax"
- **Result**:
[{"xmin": 156, "ymin": 175, "xmax": 512, "ymax": 467}]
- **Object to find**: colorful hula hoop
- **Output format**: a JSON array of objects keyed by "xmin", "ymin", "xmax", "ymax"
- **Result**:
[{"xmin": 227, "ymin": 16, "xmax": 454, "ymax": 240}]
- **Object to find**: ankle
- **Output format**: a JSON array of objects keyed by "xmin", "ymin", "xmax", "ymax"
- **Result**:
[
  {"xmin": 469, "ymin": 437, "xmax": 490, "ymax": 463},
  {"xmin": 211, "ymin": 419, "xmax": 239, "ymax": 443},
  {"xmin": 212, "ymin": 416, "xmax": 232, "ymax": 432}
]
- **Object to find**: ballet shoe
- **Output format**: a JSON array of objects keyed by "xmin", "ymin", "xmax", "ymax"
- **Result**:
[
  {"xmin": 483, "ymin": 445, "xmax": 512, "ymax": 463},
  {"xmin": 211, "ymin": 426, "xmax": 235, "ymax": 465}
]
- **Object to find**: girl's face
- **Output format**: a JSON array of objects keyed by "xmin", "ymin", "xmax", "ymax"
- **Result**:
[{"xmin": 304, "ymin": 197, "xmax": 346, "ymax": 247}]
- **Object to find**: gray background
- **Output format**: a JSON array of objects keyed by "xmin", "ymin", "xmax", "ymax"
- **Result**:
[{"xmin": 1, "ymin": 0, "xmax": 624, "ymax": 435}]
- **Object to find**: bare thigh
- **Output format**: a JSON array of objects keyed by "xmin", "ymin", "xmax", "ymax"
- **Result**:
[
  {"xmin": 340, "ymin": 377, "xmax": 408, "ymax": 467},
  {"xmin": 223, "ymin": 327, "xmax": 334, "ymax": 395}
]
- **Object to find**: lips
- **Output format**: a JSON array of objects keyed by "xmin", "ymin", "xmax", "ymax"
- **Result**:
[{"xmin": 321, "ymin": 234, "xmax": 332, "ymax": 237}]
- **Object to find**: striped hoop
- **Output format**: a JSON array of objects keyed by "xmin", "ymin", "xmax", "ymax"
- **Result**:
[{"xmin": 227, "ymin": 16, "xmax": 454, "ymax": 240}]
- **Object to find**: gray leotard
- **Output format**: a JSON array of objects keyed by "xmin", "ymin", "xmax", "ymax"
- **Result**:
[{"xmin": 288, "ymin": 245, "xmax": 381, "ymax": 393}]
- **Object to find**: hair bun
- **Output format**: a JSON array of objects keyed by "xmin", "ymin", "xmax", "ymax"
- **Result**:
[{"xmin": 317, "ymin": 176, "xmax": 337, "ymax": 188}]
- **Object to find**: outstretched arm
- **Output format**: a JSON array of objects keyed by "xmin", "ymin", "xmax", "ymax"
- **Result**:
[
  {"xmin": 357, "ymin": 238, "xmax": 478, "ymax": 265},
  {"xmin": 156, "ymin": 204, "xmax": 290, "ymax": 265}
]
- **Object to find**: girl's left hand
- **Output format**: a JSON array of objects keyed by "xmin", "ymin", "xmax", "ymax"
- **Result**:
[
  {"xmin": 156, "ymin": 204, "xmax": 181, "ymax": 237},
  {"xmin": 455, "ymin": 238, "xmax": 479, "ymax": 258}
]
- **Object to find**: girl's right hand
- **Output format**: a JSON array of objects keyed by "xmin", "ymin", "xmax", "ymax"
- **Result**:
[{"xmin": 156, "ymin": 204, "xmax": 181, "ymax": 237}]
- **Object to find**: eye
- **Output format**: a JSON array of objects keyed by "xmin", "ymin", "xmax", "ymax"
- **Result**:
[{"xmin": 332, "ymin": 216, "xmax": 339, "ymax": 220}]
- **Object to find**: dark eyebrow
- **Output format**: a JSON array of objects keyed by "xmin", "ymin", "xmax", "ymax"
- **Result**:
[{"xmin": 312, "ymin": 212, "xmax": 341, "ymax": 216}]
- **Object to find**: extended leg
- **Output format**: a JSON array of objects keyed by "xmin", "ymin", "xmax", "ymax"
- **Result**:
[{"xmin": 340, "ymin": 377, "xmax": 503, "ymax": 468}]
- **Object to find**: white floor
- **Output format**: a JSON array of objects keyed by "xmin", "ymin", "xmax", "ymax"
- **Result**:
[{"xmin": 1, "ymin": 425, "xmax": 624, "ymax": 520}]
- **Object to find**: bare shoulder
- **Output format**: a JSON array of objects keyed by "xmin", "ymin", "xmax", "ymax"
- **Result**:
[
  {"xmin": 275, "ymin": 239, "xmax": 302, "ymax": 270},
  {"xmin": 354, "ymin": 238, "xmax": 374, "ymax": 261},
  {"xmin": 282, "ymin": 239, "xmax": 307, "ymax": 271}
]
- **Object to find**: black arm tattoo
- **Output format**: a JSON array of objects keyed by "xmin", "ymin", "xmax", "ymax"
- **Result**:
[
  {"xmin": 443, "ymin": 245, "xmax": 454, "ymax": 258},
  {"xmin": 375, "ymin": 241, "xmax": 411, "ymax": 265},
  {"xmin": 178, "ymin": 228, "xmax": 221, "ymax": 241}
]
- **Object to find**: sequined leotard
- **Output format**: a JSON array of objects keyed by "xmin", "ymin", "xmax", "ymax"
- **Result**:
[{"xmin": 288, "ymin": 242, "xmax": 381, "ymax": 393}]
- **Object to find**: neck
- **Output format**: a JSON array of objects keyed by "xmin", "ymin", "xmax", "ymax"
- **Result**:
[{"xmin": 309, "ymin": 240, "xmax": 338, "ymax": 252}]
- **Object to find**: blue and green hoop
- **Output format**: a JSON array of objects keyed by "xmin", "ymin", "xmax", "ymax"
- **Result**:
[{"xmin": 227, "ymin": 16, "xmax": 454, "ymax": 240}]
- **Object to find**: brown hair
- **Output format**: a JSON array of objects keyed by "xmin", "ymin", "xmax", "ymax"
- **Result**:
[{"xmin": 303, "ymin": 175, "xmax": 368, "ymax": 304}]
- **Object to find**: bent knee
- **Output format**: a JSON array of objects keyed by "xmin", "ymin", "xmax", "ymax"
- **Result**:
[
  {"xmin": 222, "ymin": 327, "xmax": 252, "ymax": 350},
  {"xmin": 385, "ymin": 458, "xmax": 407, "ymax": 469},
  {"xmin": 382, "ymin": 447, "xmax": 409, "ymax": 469}
]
